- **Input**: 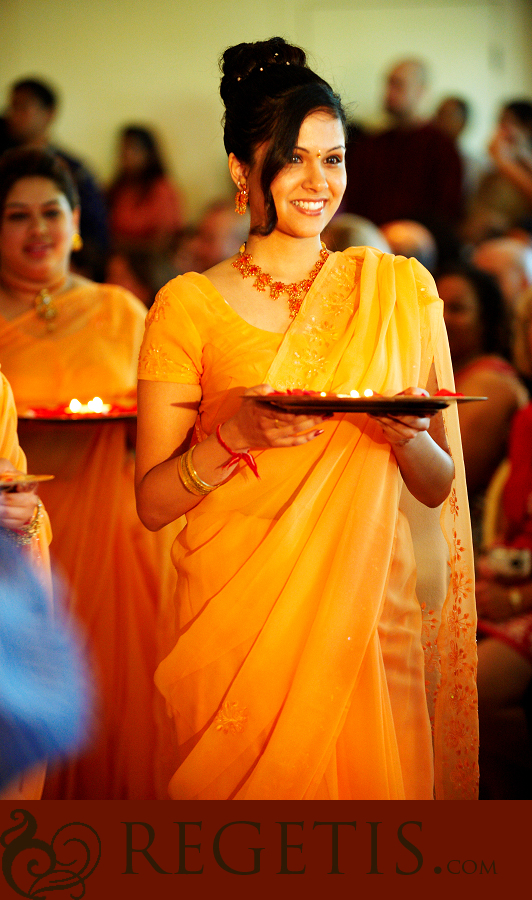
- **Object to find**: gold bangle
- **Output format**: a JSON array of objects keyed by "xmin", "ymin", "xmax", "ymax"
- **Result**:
[
  {"xmin": 508, "ymin": 588, "xmax": 523, "ymax": 611},
  {"xmin": 177, "ymin": 447, "xmax": 217, "ymax": 496},
  {"xmin": 7, "ymin": 498, "xmax": 43, "ymax": 546}
]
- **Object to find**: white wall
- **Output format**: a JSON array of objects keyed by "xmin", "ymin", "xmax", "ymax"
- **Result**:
[{"xmin": 1, "ymin": 0, "xmax": 531, "ymax": 220}]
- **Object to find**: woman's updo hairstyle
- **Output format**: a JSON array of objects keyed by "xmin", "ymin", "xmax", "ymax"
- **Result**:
[{"xmin": 220, "ymin": 36, "xmax": 346, "ymax": 235}]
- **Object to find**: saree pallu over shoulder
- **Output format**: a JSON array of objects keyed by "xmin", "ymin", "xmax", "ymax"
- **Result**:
[{"xmin": 149, "ymin": 248, "xmax": 478, "ymax": 800}]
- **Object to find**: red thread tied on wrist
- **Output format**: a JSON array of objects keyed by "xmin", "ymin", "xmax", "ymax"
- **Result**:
[
  {"xmin": 216, "ymin": 424, "xmax": 260, "ymax": 479},
  {"xmin": 434, "ymin": 389, "xmax": 465, "ymax": 397}
]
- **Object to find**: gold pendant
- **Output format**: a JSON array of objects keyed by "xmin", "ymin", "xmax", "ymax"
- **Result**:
[{"xmin": 34, "ymin": 289, "xmax": 58, "ymax": 331}]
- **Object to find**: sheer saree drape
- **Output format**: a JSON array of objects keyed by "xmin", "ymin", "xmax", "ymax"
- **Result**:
[{"xmin": 139, "ymin": 247, "xmax": 478, "ymax": 800}]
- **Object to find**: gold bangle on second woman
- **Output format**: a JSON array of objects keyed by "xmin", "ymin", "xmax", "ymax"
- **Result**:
[
  {"xmin": 177, "ymin": 447, "xmax": 218, "ymax": 496},
  {"xmin": 8, "ymin": 498, "xmax": 43, "ymax": 546}
]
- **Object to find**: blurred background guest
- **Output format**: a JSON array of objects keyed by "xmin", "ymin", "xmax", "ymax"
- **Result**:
[
  {"xmin": 432, "ymin": 95, "xmax": 486, "ymax": 202},
  {"xmin": 343, "ymin": 58, "xmax": 464, "ymax": 248},
  {"xmin": 0, "ymin": 77, "xmax": 108, "ymax": 281},
  {"xmin": 475, "ymin": 288, "xmax": 532, "ymax": 798},
  {"xmin": 322, "ymin": 212, "xmax": 390, "ymax": 253},
  {"xmin": 380, "ymin": 219, "xmax": 438, "ymax": 272},
  {"xmin": 435, "ymin": 261, "xmax": 528, "ymax": 550},
  {"xmin": 184, "ymin": 198, "xmax": 249, "ymax": 272},
  {"xmin": 463, "ymin": 100, "xmax": 532, "ymax": 246},
  {"xmin": 105, "ymin": 245, "xmax": 178, "ymax": 308},
  {"xmin": 471, "ymin": 235, "xmax": 532, "ymax": 316},
  {"xmin": 0, "ymin": 147, "xmax": 175, "ymax": 799},
  {"xmin": 107, "ymin": 125, "xmax": 184, "ymax": 252}
]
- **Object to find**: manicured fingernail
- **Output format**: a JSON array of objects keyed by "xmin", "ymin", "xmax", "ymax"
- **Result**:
[{"xmin": 315, "ymin": 429, "xmax": 324, "ymax": 436}]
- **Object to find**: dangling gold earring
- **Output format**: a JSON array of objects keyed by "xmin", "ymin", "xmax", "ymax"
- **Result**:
[
  {"xmin": 235, "ymin": 182, "xmax": 248, "ymax": 215},
  {"xmin": 71, "ymin": 232, "xmax": 83, "ymax": 251}
]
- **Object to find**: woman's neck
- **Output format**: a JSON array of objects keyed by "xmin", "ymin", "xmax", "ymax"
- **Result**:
[
  {"xmin": 0, "ymin": 268, "xmax": 69, "ymax": 308},
  {"xmin": 243, "ymin": 232, "xmax": 325, "ymax": 282}
]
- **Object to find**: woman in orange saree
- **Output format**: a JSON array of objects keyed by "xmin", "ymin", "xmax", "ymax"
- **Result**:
[
  {"xmin": 0, "ymin": 148, "xmax": 176, "ymax": 799},
  {"xmin": 136, "ymin": 38, "xmax": 478, "ymax": 800}
]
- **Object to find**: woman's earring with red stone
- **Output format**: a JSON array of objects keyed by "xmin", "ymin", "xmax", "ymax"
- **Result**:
[{"xmin": 235, "ymin": 182, "xmax": 248, "ymax": 215}]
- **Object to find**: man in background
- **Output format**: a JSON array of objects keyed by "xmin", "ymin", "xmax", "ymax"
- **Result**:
[
  {"xmin": 0, "ymin": 77, "xmax": 108, "ymax": 279},
  {"xmin": 343, "ymin": 58, "xmax": 464, "ymax": 247}
]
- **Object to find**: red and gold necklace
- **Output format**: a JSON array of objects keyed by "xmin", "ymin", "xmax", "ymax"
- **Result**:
[{"xmin": 232, "ymin": 242, "xmax": 329, "ymax": 319}]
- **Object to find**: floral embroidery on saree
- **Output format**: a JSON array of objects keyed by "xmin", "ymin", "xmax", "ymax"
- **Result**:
[
  {"xmin": 214, "ymin": 700, "xmax": 248, "ymax": 735},
  {"xmin": 272, "ymin": 256, "xmax": 361, "ymax": 390},
  {"xmin": 436, "ymin": 480, "xmax": 479, "ymax": 798},
  {"xmin": 146, "ymin": 285, "xmax": 171, "ymax": 324},
  {"xmin": 138, "ymin": 343, "xmax": 196, "ymax": 379}
]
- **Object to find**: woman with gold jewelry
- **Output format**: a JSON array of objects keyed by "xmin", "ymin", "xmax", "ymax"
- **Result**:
[
  {"xmin": 0, "ymin": 147, "xmax": 175, "ymax": 799},
  {"xmin": 136, "ymin": 37, "xmax": 478, "ymax": 800}
]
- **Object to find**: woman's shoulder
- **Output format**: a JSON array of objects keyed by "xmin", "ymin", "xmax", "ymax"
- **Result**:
[
  {"xmin": 67, "ymin": 277, "xmax": 149, "ymax": 329},
  {"xmin": 73, "ymin": 276, "xmax": 146, "ymax": 312},
  {"xmin": 155, "ymin": 270, "xmax": 224, "ymax": 305},
  {"xmin": 145, "ymin": 271, "xmax": 227, "ymax": 331}
]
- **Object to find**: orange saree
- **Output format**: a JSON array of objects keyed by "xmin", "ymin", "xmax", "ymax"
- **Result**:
[
  {"xmin": 138, "ymin": 247, "xmax": 478, "ymax": 800},
  {"xmin": 0, "ymin": 282, "xmax": 175, "ymax": 799}
]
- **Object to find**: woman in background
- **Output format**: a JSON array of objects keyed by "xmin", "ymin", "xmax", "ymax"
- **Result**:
[
  {"xmin": 0, "ymin": 147, "xmax": 175, "ymax": 799},
  {"xmin": 475, "ymin": 289, "xmax": 532, "ymax": 797},
  {"xmin": 435, "ymin": 261, "xmax": 528, "ymax": 549},
  {"xmin": 107, "ymin": 125, "xmax": 184, "ymax": 251}
]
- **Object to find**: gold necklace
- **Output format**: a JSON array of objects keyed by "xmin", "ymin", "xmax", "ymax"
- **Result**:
[
  {"xmin": 34, "ymin": 277, "xmax": 67, "ymax": 330},
  {"xmin": 232, "ymin": 242, "xmax": 330, "ymax": 319}
]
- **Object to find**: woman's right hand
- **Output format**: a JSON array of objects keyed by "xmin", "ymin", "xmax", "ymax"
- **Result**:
[
  {"xmin": 222, "ymin": 385, "xmax": 329, "ymax": 450},
  {"xmin": 0, "ymin": 459, "xmax": 40, "ymax": 531}
]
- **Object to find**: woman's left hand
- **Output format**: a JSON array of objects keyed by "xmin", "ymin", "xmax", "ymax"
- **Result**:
[
  {"xmin": 0, "ymin": 459, "xmax": 40, "ymax": 531},
  {"xmin": 372, "ymin": 387, "xmax": 434, "ymax": 447}
]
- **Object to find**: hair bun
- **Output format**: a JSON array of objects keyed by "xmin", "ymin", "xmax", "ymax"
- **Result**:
[{"xmin": 220, "ymin": 37, "xmax": 306, "ymax": 90}]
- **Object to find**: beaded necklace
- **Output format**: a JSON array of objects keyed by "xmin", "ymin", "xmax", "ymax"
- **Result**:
[{"xmin": 232, "ymin": 242, "xmax": 329, "ymax": 319}]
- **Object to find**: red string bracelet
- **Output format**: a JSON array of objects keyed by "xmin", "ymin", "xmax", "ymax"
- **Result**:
[
  {"xmin": 434, "ymin": 389, "xmax": 465, "ymax": 397},
  {"xmin": 216, "ymin": 424, "xmax": 260, "ymax": 479}
]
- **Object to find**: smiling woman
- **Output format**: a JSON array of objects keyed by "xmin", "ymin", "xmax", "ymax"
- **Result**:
[
  {"xmin": 0, "ymin": 148, "xmax": 177, "ymax": 800},
  {"xmin": 136, "ymin": 37, "xmax": 478, "ymax": 800}
]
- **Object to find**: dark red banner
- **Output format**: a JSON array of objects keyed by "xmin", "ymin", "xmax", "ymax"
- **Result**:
[{"xmin": 0, "ymin": 800, "xmax": 527, "ymax": 897}]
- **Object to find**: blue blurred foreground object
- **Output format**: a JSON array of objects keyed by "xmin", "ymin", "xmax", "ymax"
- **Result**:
[{"xmin": 0, "ymin": 533, "xmax": 91, "ymax": 789}]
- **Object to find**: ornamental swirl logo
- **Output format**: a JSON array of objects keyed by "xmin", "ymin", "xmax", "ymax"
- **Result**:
[{"xmin": 1, "ymin": 809, "xmax": 101, "ymax": 898}]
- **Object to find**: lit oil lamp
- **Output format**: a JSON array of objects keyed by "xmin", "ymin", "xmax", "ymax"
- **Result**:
[{"xmin": 67, "ymin": 397, "xmax": 112, "ymax": 414}]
